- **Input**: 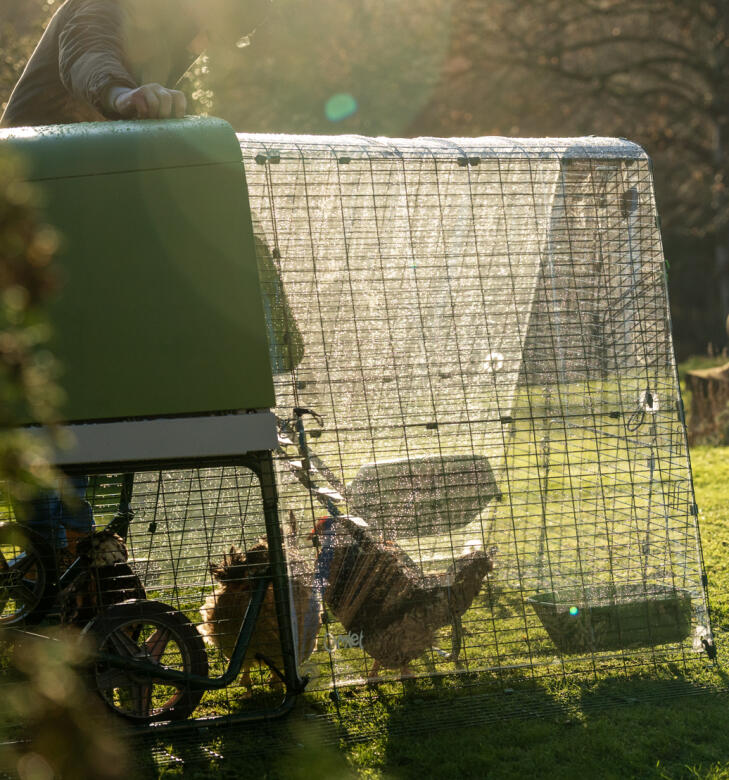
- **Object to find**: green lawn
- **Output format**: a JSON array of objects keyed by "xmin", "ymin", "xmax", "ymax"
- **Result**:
[{"xmin": 150, "ymin": 444, "xmax": 729, "ymax": 779}]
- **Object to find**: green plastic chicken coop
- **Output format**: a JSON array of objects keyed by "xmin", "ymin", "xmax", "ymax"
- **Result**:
[
  {"xmin": 4, "ymin": 117, "xmax": 275, "ymax": 460},
  {"xmin": 0, "ymin": 117, "xmax": 717, "ymax": 756}
]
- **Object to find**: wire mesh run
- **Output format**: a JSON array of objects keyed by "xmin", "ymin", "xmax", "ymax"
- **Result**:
[
  {"xmin": 0, "ymin": 468, "xmax": 296, "ymax": 721},
  {"xmin": 239, "ymin": 134, "xmax": 712, "ymax": 690},
  {"xmin": 0, "ymin": 135, "xmax": 714, "ymax": 732}
]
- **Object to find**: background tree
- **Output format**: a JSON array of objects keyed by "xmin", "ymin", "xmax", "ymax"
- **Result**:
[
  {"xmin": 0, "ymin": 0, "xmax": 50, "ymax": 117},
  {"xmin": 207, "ymin": 0, "xmax": 455, "ymax": 136},
  {"xmin": 1, "ymin": 0, "xmax": 724, "ymax": 357},
  {"xmin": 410, "ymin": 0, "xmax": 728, "ymax": 356}
]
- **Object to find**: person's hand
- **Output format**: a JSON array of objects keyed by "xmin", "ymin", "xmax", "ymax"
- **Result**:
[{"xmin": 105, "ymin": 84, "xmax": 187, "ymax": 119}]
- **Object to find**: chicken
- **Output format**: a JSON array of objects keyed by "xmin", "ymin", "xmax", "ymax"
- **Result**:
[
  {"xmin": 59, "ymin": 530, "xmax": 146, "ymax": 625},
  {"xmin": 199, "ymin": 538, "xmax": 319, "ymax": 692},
  {"xmin": 311, "ymin": 514, "xmax": 494, "ymax": 678}
]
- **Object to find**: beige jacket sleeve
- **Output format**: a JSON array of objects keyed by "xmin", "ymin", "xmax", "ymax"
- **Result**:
[{"xmin": 58, "ymin": 0, "xmax": 138, "ymax": 114}]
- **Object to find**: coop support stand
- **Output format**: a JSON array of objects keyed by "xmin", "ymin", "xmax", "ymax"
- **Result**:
[
  {"xmin": 257, "ymin": 449, "xmax": 309, "ymax": 697},
  {"xmin": 54, "ymin": 439, "xmax": 307, "ymax": 726},
  {"xmin": 95, "ymin": 454, "xmax": 306, "ymax": 698}
]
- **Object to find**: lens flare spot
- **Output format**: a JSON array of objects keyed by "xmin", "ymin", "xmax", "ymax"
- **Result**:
[
  {"xmin": 325, "ymin": 93, "xmax": 358, "ymax": 122},
  {"xmin": 569, "ymin": 606, "xmax": 579, "ymax": 617}
]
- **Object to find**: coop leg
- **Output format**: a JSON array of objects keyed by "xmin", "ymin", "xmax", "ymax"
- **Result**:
[
  {"xmin": 256, "ymin": 451, "xmax": 306, "ymax": 696},
  {"xmin": 368, "ymin": 660, "xmax": 381, "ymax": 679}
]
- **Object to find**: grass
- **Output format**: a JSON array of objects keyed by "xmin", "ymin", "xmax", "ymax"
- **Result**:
[{"xmin": 144, "ymin": 444, "xmax": 729, "ymax": 779}]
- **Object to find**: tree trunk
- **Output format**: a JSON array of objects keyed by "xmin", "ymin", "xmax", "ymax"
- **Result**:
[
  {"xmin": 713, "ymin": 103, "xmax": 729, "ymax": 344},
  {"xmin": 685, "ymin": 362, "xmax": 729, "ymax": 444},
  {"xmin": 715, "ymin": 234, "xmax": 729, "ymax": 336}
]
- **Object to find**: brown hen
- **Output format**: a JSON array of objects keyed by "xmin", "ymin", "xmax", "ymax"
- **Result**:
[
  {"xmin": 199, "ymin": 539, "xmax": 318, "ymax": 692},
  {"xmin": 312, "ymin": 514, "xmax": 494, "ymax": 677}
]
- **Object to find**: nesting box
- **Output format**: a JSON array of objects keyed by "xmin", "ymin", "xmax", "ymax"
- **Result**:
[{"xmin": 1, "ymin": 118, "xmax": 274, "ymax": 425}]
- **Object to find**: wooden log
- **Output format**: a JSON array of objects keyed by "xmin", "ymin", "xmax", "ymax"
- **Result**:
[{"xmin": 685, "ymin": 362, "xmax": 729, "ymax": 444}]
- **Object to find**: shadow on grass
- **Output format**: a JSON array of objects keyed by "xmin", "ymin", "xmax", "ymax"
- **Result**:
[
  {"xmin": 122, "ymin": 661, "xmax": 729, "ymax": 778},
  {"xmin": 129, "ymin": 697, "xmax": 356, "ymax": 779},
  {"xmin": 372, "ymin": 668, "xmax": 729, "ymax": 779}
]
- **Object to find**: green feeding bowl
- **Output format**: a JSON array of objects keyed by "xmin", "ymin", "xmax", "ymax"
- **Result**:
[{"xmin": 527, "ymin": 584, "xmax": 693, "ymax": 654}]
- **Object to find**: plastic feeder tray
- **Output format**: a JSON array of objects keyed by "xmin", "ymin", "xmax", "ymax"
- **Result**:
[{"xmin": 527, "ymin": 584, "xmax": 692, "ymax": 653}]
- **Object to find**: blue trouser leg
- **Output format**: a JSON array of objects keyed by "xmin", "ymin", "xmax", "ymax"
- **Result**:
[
  {"xmin": 24, "ymin": 490, "xmax": 65, "ymax": 548},
  {"xmin": 59, "ymin": 475, "xmax": 95, "ymax": 535},
  {"xmin": 22, "ymin": 475, "xmax": 94, "ymax": 549}
]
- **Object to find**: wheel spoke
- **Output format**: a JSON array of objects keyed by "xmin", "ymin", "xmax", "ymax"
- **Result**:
[
  {"xmin": 131, "ymin": 683, "xmax": 153, "ymax": 718},
  {"xmin": 12, "ymin": 581, "xmax": 39, "ymax": 607},
  {"xmin": 144, "ymin": 627, "xmax": 171, "ymax": 663},
  {"xmin": 95, "ymin": 666, "xmax": 137, "ymax": 692},
  {"xmin": 0, "ymin": 533, "xmax": 53, "ymax": 625},
  {"xmin": 8, "ymin": 555, "xmax": 36, "ymax": 580},
  {"xmin": 106, "ymin": 625, "xmax": 143, "ymax": 659}
]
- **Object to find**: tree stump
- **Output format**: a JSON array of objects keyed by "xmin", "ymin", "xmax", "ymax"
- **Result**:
[{"xmin": 685, "ymin": 362, "xmax": 729, "ymax": 444}]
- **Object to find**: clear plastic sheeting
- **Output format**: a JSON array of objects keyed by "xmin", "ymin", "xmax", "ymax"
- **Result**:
[{"xmin": 239, "ymin": 134, "xmax": 711, "ymax": 688}]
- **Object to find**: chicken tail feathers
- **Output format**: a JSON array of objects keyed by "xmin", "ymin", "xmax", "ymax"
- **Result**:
[{"xmin": 447, "ymin": 548, "xmax": 495, "ymax": 616}]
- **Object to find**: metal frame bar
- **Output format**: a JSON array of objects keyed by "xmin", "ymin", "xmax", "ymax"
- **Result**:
[{"xmin": 55, "ymin": 449, "xmax": 307, "ymax": 726}]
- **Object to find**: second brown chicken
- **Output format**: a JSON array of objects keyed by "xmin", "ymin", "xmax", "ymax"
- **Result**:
[{"xmin": 199, "ymin": 538, "xmax": 318, "ymax": 692}]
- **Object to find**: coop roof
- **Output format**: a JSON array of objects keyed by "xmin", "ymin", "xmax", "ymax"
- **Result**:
[{"xmin": 238, "ymin": 134, "xmax": 648, "ymax": 161}]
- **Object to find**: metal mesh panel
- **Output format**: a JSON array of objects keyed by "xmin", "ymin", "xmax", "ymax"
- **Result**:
[
  {"xmin": 0, "ymin": 467, "xmax": 295, "ymax": 723},
  {"xmin": 239, "ymin": 134, "xmax": 711, "ymax": 688}
]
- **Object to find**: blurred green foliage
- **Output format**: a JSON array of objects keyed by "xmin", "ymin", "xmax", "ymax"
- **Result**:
[
  {"xmin": 0, "ymin": 149, "xmax": 61, "ymax": 506},
  {"xmin": 0, "ymin": 629, "xmax": 129, "ymax": 780},
  {"xmin": 0, "ymin": 103, "xmax": 129, "ymax": 779}
]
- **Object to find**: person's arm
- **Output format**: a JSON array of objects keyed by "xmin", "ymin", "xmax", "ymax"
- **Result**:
[{"xmin": 58, "ymin": 0, "xmax": 187, "ymax": 119}]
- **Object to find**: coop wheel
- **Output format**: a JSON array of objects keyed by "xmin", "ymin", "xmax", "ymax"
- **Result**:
[
  {"xmin": 0, "ymin": 522, "xmax": 57, "ymax": 626},
  {"xmin": 84, "ymin": 600, "xmax": 209, "ymax": 723}
]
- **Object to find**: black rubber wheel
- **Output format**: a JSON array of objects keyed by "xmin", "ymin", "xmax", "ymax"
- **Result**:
[
  {"xmin": 0, "ymin": 522, "xmax": 57, "ymax": 626},
  {"xmin": 83, "ymin": 600, "xmax": 209, "ymax": 723}
]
